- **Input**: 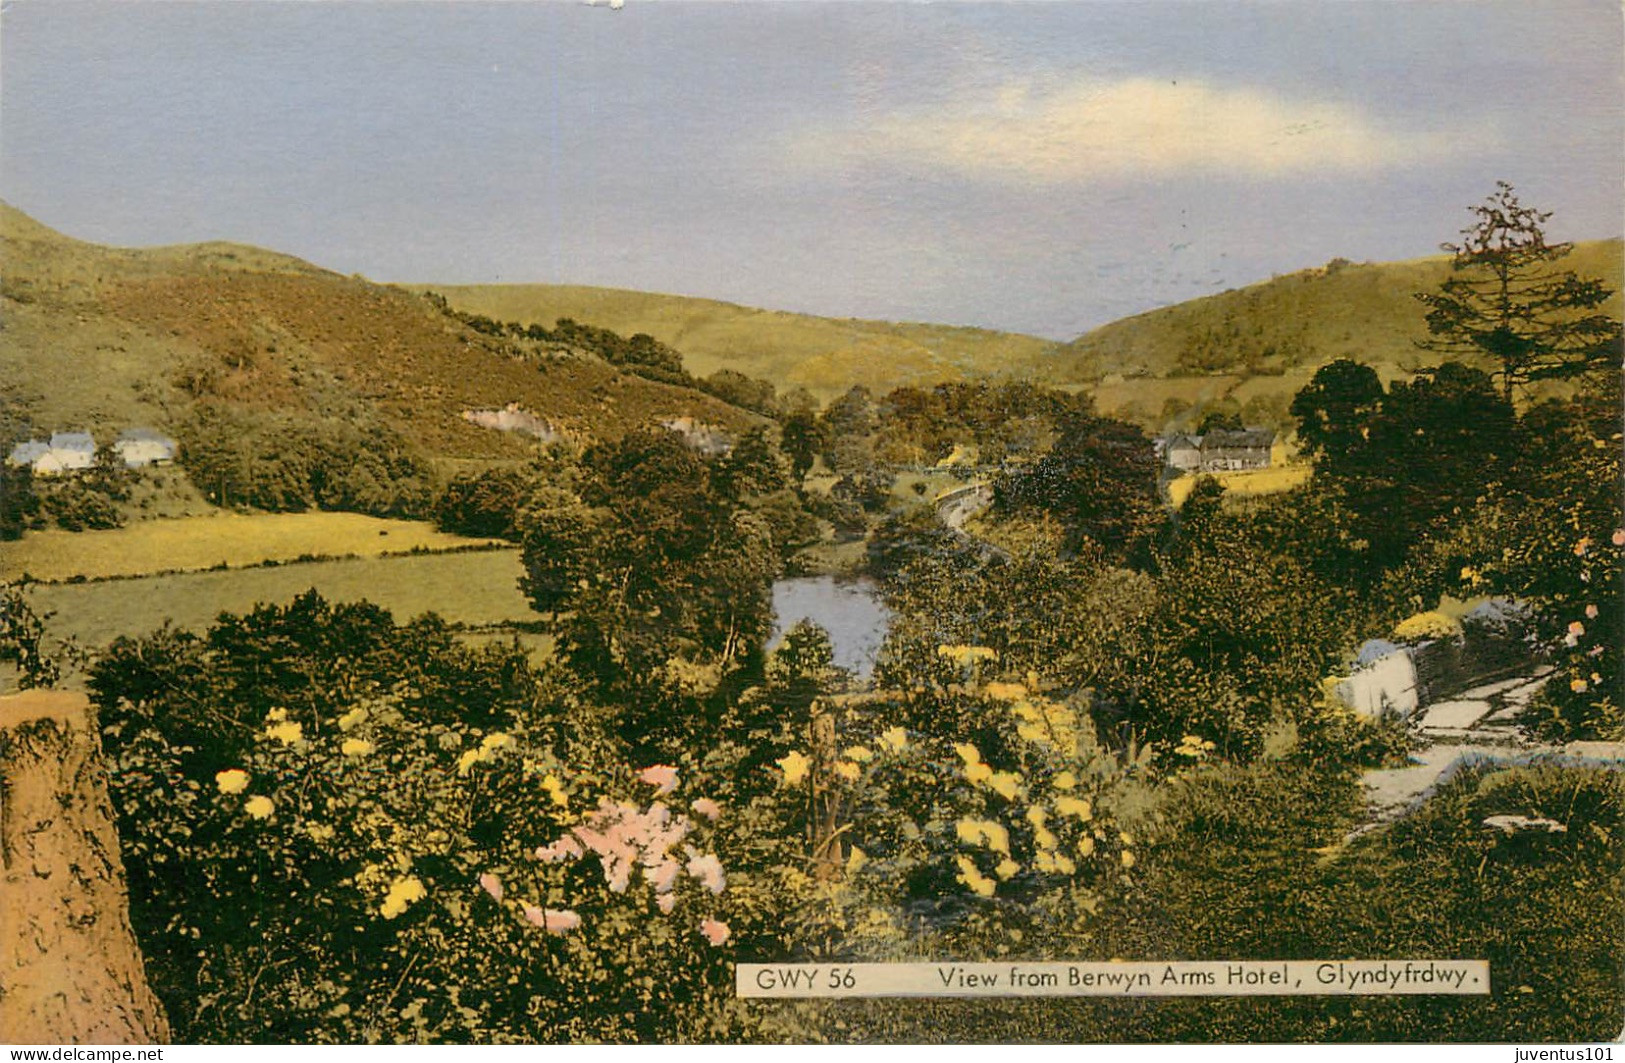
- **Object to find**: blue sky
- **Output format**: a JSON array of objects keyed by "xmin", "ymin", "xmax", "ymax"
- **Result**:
[{"xmin": 2, "ymin": 1, "xmax": 1620, "ymax": 339}]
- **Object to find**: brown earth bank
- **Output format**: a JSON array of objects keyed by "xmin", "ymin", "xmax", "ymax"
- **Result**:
[{"xmin": 0, "ymin": 690, "xmax": 170, "ymax": 1045}]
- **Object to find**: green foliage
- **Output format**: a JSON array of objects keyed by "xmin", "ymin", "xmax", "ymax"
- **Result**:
[
  {"xmin": 181, "ymin": 405, "xmax": 434, "ymax": 518},
  {"xmin": 1418, "ymin": 182, "xmax": 1622, "ymax": 402},
  {"xmin": 433, "ymin": 466, "xmax": 534, "ymax": 541},
  {"xmin": 1289, "ymin": 358, "xmax": 1383, "ymax": 460},
  {"xmin": 1294, "ymin": 361, "xmax": 1515, "ymax": 571},
  {"xmin": 872, "ymin": 382, "xmax": 1089, "ymax": 466},
  {"xmin": 0, "ymin": 461, "xmax": 41, "ymax": 539},
  {"xmin": 995, "ymin": 414, "xmax": 1161, "ymax": 561},
  {"xmin": 1, "ymin": 583, "xmax": 65, "ymax": 688},
  {"xmin": 92, "ymin": 598, "xmax": 756, "ymax": 1042},
  {"xmin": 518, "ymin": 429, "xmax": 780, "ymax": 709}
]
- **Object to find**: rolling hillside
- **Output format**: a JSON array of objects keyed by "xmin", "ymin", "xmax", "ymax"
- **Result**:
[
  {"xmin": 1055, "ymin": 242, "xmax": 1624, "ymax": 380},
  {"xmin": 0, "ymin": 203, "xmax": 761, "ymax": 467},
  {"xmin": 417, "ymin": 283, "xmax": 1060, "ymax": 402}
]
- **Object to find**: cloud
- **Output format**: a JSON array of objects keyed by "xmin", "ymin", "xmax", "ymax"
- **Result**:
[{"xmin": 793, "ymin": 77, "xmax": 1495, "ymax": 182}]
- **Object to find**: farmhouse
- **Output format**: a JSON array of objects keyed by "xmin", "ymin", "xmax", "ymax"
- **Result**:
[
  {"xmin": 33, "ymin": 432, "xmax": 98, "ymax": 476},
  {"xmin": 1198, "ymin": 428, "xmax": 1275, "ymax": 471},
  {"xmin": 113, "ymin": 428, "xmax": 178, "ymax": 468},
  {"xmin": 1157, "ymin": 428, "xmax": 1276, "ymax": 473}
]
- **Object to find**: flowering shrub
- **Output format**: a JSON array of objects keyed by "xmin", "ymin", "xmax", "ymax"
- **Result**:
[{"xmin": 93, "ymin": 599, "xmax": 759, "ymax": 1044}]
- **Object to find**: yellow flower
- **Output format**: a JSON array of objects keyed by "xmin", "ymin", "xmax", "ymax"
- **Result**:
[
  {"xmin": 1077, "ymin": 835, "xmax": 1096, "ymax": 858},
  {"xmin": 954, "ymin": 855, "xmax": 996, "ymax": 898},
  {"xmin": 456, "ymin": 749, "xmax": 482, "ymax": 776},
  {"xmin": 995, "ymin": 858, "xmax": 1021, "ymax": 880},
  {"xmin": 834, "ymin": 761, "xmax": 861, "ymax": 782},
  {"xmin": 341, "ymin": 738, "xmax": 375, "ymax": 757},
  {"xmin": 480, "ymin": 732, "xmax": 513, "ymax": 751},
  {"xmin": 379, "ymin": 875, "xmax": 426, "ymax": 919},
  {"xmin": 1119, "ymin": 831, "xmax": 1134, "ymax": 846},
  {"xmin": 541, "ymin": 774, "xmax": 569, "ymax": 808},
  {"xmin": 264, "ymin": 720, "xmax": 304, "ymax": 746},
  {"xmin": 306, "ymin": 823, "xmax": 335, "ymax": 842},
  {"xmin": 1120, "ymin": 850, "xmax": 1136, "ymax": 870},
  {"xmin": 842, "ymin": 745, "xmax": 873, "ymax": 763},
  {"xmin": 1055, "ymin": 796, "xmax": 1092, "ymax": 821},
  {"xmin": 244, "ymin": 795, "xmax": 275, "ymax": 820},
  {"xmin": 1053, "ymin": 771, "xmax": 1077, "ymax": 791},
  {"xmin": 1571, "ymin": 678, "xmax": 1589, "ymax": 693},
  {"xmin": 777, "ymin": 750, "xmax": 810, "ymax": 787},
  {"xmin": 988, "ymin": 771, "xmax": 1021, "ymax": 800},
  {"xmin": 955, "ymin": 817, "xmax": 1010, "ymax": 854},
  {"xmin": 878, "ymin": 726, "xmax": 908, "ymax": 751},
  {"xmin": 215, "ymin": 769, "xmax": 250, "ymax": 794},
  {"xmin": 1036, "ymin": 850, "xmax": 1077, "ymax": 875},
  {"xmin": 337, "ymin": 707, "xmax": 369, "ymax": 731},
  {"xmin": 983, "ymin": 681, "xmax": 1027, "ymax": 701},
  {"xmin": 266, "ymin": 708, "xmax": 288, "ymax": 722},
  {"xmin": 953, "ymin": 742, "xmax": 982, "ymax": 766},
  {"xmin": 964, "ymin": 761, "xmax": 993, "ymax": 785}
]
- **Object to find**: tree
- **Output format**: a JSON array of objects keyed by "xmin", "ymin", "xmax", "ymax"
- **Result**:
[
  {"xmin": 1416, "ymin": 182, "xmax": 1621, "ymax": 404},
  {"xmin": 518, "ymin": 429, "xmax": 779, "ymax": 695},
  {"xmin": 1289, "ymin": 359, "xmax": 1383, "ymax": 461},
  {"xmin": 995, "ymin": 414, "xmax": 1161, "ymax": 561}
]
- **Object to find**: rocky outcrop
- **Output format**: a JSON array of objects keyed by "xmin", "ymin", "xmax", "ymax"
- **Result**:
[{"xmin": 0, "ymin": 690, "xmax": 170, "ymax": 1044}]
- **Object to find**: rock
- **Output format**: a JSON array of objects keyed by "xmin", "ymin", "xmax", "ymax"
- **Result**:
[
  {"xmin": 1481, "ymin": 814, "xmax": 1567, "ymax": 834},
  {"xmin": 0, "ymin": 690, "xmax": 170, "ymax": 1044}
]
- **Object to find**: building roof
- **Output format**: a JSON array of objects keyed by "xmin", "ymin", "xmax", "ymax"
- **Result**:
[
  {"xmin": 6, "ymin": 441, "xmax": 49, "ymax": 466},
  {"xmin": 117, "ymin": 427, "xmax": 176, "ymax": 445},
  {"xmin": 48, "ymin": 431, "xmax": 97, "ymax": 452},
  {"xmin": 1202, "ymin": 428, "xmax": 1275, "ymax": 449}
]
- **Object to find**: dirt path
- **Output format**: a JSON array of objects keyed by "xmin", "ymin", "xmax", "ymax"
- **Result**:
[{"xmin": 1353, "ymin": 668, "xmax": 1625, "ymax": 839}]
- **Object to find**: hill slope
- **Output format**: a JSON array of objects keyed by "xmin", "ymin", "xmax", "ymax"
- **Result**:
[
  {"xmin": 0, "ymin": 204, "xmax": 760, "ymax": 465},
  {"xmin": 1055, "ymin": 242, "xmax": 1623, "ymax": 381},
  {"xmin": 417, "ymin": 283, "xmax": 1059, "ymax": 402}
]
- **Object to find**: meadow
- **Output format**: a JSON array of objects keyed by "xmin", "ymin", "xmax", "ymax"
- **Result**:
[
  {"xmin": 2, "ymin": 511, "xmax": 502, "ymax": 583},
  {"xmin": 1165, "ymin": 465, "xmax": 1313, "ymax": 507},
  {"xmin": 28, "ymin": 548, "xmax": 533, "ymax": 650}
]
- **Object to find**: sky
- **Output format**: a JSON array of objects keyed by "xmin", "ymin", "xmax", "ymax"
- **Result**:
[{"xmin": 2, "ymin": 1, "xmax": 1621, "ymax": 340}]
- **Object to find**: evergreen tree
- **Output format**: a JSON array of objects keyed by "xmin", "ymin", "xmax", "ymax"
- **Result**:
[{"xmin": 1417, "ymin": 182, "xmax": 1621, "ymax": 404}]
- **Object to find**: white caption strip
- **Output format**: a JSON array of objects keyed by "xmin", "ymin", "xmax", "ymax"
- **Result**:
[{"xmin": 737, "ymin": 960, "xmax": 1491, "ymax": 998}]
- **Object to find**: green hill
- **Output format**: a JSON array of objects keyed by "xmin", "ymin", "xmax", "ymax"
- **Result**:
[
  {"xmin": 0, "ymin": 203, "xmax": 762, "ymax": 467},
  {"xmin": 415, "ymin": 283, "xmax": 1059, "ymax": 402},
  {"xmin": 1049, "ymin": 241, "xmax": 1623, "ymax": 429}
]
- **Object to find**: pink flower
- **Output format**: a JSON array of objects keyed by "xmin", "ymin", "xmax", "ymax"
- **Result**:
[
  {"xmin": 656, "ymin": 892, "xmax": 677, "ymax": 914},
  {"xmin": 1574, "ymin": 538, "xmax": 1592, "ymax": 557},
  {"xmin": 523, "ymin": 904, "xmax": 581, "ymax": 935},
  {"xmin": 1569, "ymin": 621, "xmax": 1586, "ymax": 637},
  {"xmin": 686, "ymin": 851, "xmax": 727, "ymax": 894},
  {"xmin": 638, "ymin": 765, "xmax": 680, "ymax": 794},
  {"xmin": 479, "ymin": 872, "xmax": 503, "ymax": 903},
  {"xmin": 647, "ymin": 858, "xmax": 682, "ymax": 894},
  {"xmin": 699, "ymin": 917, "xmax": 731, "ymax": 946},
  {"xmin": 1614, "ymin": 528, "xmax": 1625, "ymax": 547},
  {"xmin": 534, "ymin": 835, "xmax": 584, "ymax": 863},
  {"xmin": 543, "ymin": 908, "xmax": 581, "ymax": 935},
  {"xmin": 691, "ymin": 797, "xmax": 722, "ymax": 821},
  {"xmin": 1586, "ymin": 604, "xmax": 1599, "ymax": 619}
]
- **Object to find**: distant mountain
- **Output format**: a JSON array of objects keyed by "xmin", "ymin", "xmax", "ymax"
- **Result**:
[
  {"xmin": 0, "ymin": 204, "xmax": 762, "ymax": 465},
  {"xmin": 416, "ymin": 284, "xmax": 1060, "ymax": 403}
]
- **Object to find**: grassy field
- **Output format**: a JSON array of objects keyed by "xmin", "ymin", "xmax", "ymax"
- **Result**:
[
  {"xmin": 27, "ymin": 548, "xmax": 534, "ymax": 650},
  {"xmin": 1166, "ymin": 464, "xmax": 1312, "ymax": 507},
  {"xmin": 2, "ymin": 512, "xmax": 502, "ymax": 583},
  {"xmin": 419, "ymin": 283, "xmax": 1059, "ymax": 402}
]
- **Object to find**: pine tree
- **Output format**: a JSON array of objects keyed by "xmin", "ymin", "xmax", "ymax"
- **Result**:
[{"xmin": 1416, "ymin": 181, "xmax": 1621, "ymax": 404}]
